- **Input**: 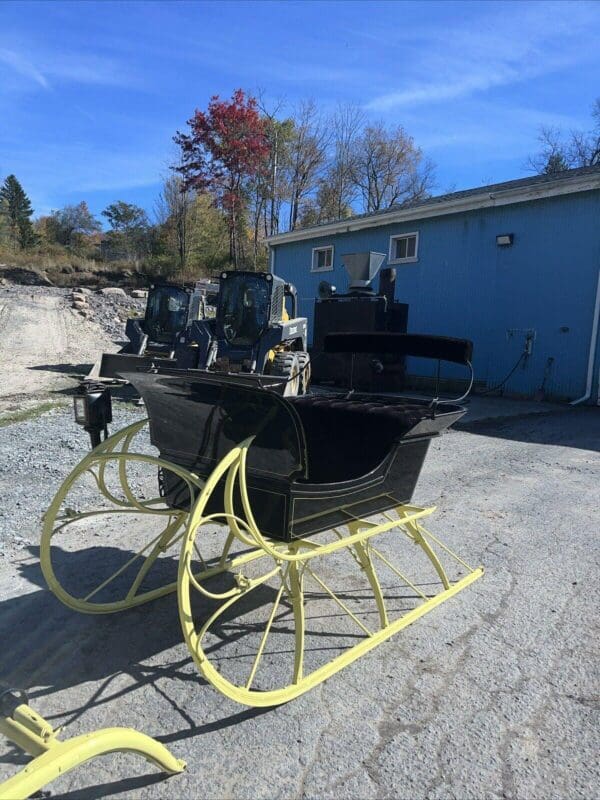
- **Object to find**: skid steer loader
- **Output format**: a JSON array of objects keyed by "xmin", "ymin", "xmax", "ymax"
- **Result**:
[
  {"xmin": 90, "ymin": 278, "xmax": 219, "ymax": 381},
  {"xmin": 175, "ymin": 270, "xmax": 310, "ymax": 396},
  {"xmin": 75, "ymin": 270, "xmax": 309, "ymax": 446}
]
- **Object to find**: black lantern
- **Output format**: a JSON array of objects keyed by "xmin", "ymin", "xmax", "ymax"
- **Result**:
[{"xmin": 73, "ymin": 382, "xmax": 113, "ymax": 448}]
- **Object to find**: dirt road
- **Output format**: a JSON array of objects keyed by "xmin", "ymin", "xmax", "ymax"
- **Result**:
[{"xmin": 0, "ymin": 288, "xmax": 117, "ymax": 416}]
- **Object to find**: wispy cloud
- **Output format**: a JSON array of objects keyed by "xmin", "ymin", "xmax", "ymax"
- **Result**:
[
  {"xmin": 365, "ymin": 1, "xmax": 600, "ymax": 111},
  {"xmin": 45, "ymin": 52, "xmax": 140, "ymax": 88},
  {"xmin": 0, "ymin": 42, "xmax": 143, "ymax": 91},
  {"xmin": 402, "ymin": 100, "xmax": 589, "ymax": 148},
  {"xmin": 0, "ymin": 47, "xmax": 49, "ymax": 88}
]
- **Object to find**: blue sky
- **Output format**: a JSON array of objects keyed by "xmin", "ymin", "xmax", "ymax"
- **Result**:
[{"xmin": 1, "ymin": 0, "xmax": 599, "ymax": 224}]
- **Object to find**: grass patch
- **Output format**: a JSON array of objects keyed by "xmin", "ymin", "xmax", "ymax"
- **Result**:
[{"xmin": 0, "ymin": 399, "xmax": 69, "ymax": 427}]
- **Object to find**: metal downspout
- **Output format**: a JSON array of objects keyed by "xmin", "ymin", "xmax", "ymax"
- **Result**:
[
  {"xmin": 571, "ymin": 267, "xmax": 600, "ymax": 406},
  {"xmin": 597, "ymin": 339, "xmax": 600, "ymax": 405}
]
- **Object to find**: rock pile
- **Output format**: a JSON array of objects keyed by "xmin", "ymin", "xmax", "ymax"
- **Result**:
[
  {"xmin": 71, "ymin": 287, "xmax": 93, "ymax": 317},
  {"xmin": 85, "ymin": 288, "xmax": 146, "ymax": 340}
]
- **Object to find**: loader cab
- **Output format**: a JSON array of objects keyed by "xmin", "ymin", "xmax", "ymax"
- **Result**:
[
  {"xmin": 144, "ymin": 284, "xmax": 191, "ymax": 344},
  {"xmin": 173, "ymin": 270, "xmax": 308, "ymax": 391},
  {"xmin": 217, "ymin": 271, "xmax": 284, "ymax": 348}
]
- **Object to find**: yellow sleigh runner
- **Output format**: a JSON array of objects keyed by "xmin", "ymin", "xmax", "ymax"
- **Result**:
[{"xmin": 40, "ymin": 331, "xmax": 483, "ymax": 708}]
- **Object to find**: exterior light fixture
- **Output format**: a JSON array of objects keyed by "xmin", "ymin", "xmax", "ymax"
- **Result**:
[
  {"xmin": 496, "ymin": 233, "xmax": 514, "ymax": 246},
  {"xmin": 73, "ymin": 382, "xmax": 113, "ymax": 449}
]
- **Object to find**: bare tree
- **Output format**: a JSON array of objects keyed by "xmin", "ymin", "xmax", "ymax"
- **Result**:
[
  {"xmin": 155, "ymin": 175, "xmax": 194, "ymax": 270},
  {"xmin": 298, "ymin": 180, "xmax": 354, "ymax": 228},
  {"xmin": 322, "ymin": 103, "xmax": 364, "ymax": 221},
  {"xmin": 286, "ymin": 100, "xmax": 331, "ymax": 231},
  {"xmin": 255, "ymin": 94, "xmax": 295, "ymax": 238},
  {"xmin": 350, "ymin": 123, "xmax": 435, "ymax": 213},
  {"xmin": 527, "ymin": 126, "xmax": 572, "ymax": 174},
  {"xmin": 569, "ymin": 98, "xmax": 600, "ymax": 167},
  {"xmin": 247, "ymin": 94, "xmax": 296, "ymax": 267},
  {"xmin": 528, "ymin": 98, "xmax": 600, "ymax": 174}
]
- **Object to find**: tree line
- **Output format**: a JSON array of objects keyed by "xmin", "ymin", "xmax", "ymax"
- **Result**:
[
  {"xmin": 0, "ymin": 175, "xmax": 232, "ymax": 278},
  {"xmin": 1, "ymin": 92, "xmax": 598, "ymax": 279},
  {"xmin": 0, "ymin": 90, "xmax": 436, "ymax": 276},
  {"xmin": 174, "ymin": 90, "xmax": 435, "ymax": 269}
]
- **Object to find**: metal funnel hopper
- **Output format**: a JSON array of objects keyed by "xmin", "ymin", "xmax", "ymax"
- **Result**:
[{"xmin": 342, "ymin": 252, "xmax": 386, "ymax": 291}]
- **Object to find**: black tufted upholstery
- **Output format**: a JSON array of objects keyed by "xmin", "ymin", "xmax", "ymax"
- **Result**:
[{"xmin": 289, "ymin": 395, "xmax": 434, "ymax": 483}]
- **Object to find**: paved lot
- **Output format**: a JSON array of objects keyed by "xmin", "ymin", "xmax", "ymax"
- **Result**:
[{"xmin": 0, "ymin": 405, "xmax": 598, "ymax": 799}]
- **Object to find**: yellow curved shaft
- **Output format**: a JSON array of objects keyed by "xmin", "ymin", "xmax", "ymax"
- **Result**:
[
  {"xmin": 0, "ymin": 729, "xmax": 185, "ymax": 800},
  {"xmin": 0, "ymin": 701, "xmax": 185, "ymax": 800}
]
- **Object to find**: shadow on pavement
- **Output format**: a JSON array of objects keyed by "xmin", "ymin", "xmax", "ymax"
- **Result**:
[
  {"xmin": 0, "ymin": 543, "xmax": 283, "ymax": 716},
  {"xmin": 52, "ymin": 772, "xmax": 174, "ymax": 800},
  {"xmin": 0, "ymin": 545, "xmax": 277, "ymax": 778},
  {"xmin": 29, "ymin": 363, "xmax": 95, "ymax": 376},
  {"xmin": 457, "ymin": 406, "xmax": 600, "ymax": 451}
]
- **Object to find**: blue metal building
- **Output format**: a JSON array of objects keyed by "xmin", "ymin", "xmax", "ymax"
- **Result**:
[{"xmin": 268, "ymin": 166, "xmax": 600, "ymax": 403}]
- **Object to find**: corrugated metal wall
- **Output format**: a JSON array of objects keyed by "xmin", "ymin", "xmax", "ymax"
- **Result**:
[{"xmin": 272, "ymin": 190, "xmax": 600, "ymax": 400}]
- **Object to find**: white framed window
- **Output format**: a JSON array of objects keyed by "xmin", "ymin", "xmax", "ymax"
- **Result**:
[
  {"xmin": 311, "ymin": 245, "xmax": 334, "ymax": 272},
  {"xmin": 388, "ymin": 232, "xmax": 419, "ymax": 264}
]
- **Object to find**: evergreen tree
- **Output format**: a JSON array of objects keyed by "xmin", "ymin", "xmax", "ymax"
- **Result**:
[
  {"xmin": 543, "ymin": 152, "xmax": 570, "ymax": 174},
  {"xmin": 0, "ymin": 174, "xmax": 36, "ymax": 249}
]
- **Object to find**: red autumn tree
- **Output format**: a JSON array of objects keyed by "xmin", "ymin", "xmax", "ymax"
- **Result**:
[{"xmin": 174, "ymin": 89, "xmax": 270, "ymax": 268}]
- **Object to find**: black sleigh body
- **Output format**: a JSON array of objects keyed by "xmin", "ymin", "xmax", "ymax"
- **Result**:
[{"xmin": 124, "ymin": 333, "xmax": 473, "ymax": 543}]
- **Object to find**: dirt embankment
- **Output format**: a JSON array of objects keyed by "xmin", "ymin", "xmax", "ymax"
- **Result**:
[
  {"xmin": 0, "ymin": 260, "xmax": 147, "ymax": 290},
  {"xmin": 0, "ymin": 283, "xmax": 144, "ymax": 418}
]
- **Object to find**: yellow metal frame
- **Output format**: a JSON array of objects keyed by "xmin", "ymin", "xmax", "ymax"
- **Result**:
[
  {"xmin": 41, "ymin": 419, "xmax": 484, "ymax": 707},
  {"xmin": 0, "ymin": 695, "xmax": 185, "ymax": 800}
]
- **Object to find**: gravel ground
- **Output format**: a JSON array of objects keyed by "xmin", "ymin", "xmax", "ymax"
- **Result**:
[
  {"xmin": 0, "ymin": 404, "xmax": 145, "ymax": 554},
  {"xmin": 0, "ymin": 405, "xmax": 598, "ymax": 799}
]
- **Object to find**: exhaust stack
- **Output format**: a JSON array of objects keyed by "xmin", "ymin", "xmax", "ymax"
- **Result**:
[{"xmin": 342, "ymin": 252, "xmax": 386, "ymax": 293}]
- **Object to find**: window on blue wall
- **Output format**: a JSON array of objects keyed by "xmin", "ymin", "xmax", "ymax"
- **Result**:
[
  {"xmin": 389, "ymin": 232, "xmax": 419, "ymax": 264},
  {"xmin": 311, "ymin": 245, "xmax": 334, "ymax": 272}
]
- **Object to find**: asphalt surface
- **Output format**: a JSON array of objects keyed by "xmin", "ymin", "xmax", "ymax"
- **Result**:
[{"xmin": 0, "ymin": 405, "xmax": 598, "ymax": 799}]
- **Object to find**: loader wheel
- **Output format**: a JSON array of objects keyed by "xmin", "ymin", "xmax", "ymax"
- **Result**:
[
  {"xmin": 270, "ymin": 352, "xmax": 300, "ymax": 396},
  {"xmin": 295, "ymin": 352, "xmax": 311, "ymax": 394}
]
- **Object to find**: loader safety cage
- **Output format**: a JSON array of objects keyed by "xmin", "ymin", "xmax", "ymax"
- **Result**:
[{"xmin": 41, "ymin": 333, "xmax": 483, "ymax": 707}]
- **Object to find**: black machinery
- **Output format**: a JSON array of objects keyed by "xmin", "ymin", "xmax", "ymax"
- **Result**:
[
  {"xmin": 95, "ymin": 272, "xmax": 308, "ymax": 394},
  {"xmin": 93, "ymin": 279, "xmax": 219, "ymax": 381},
  {"xmin": 174, "ymin": 270, "xmax": 310, "ymax": 395},
  {"xmin": 311, "ymin": 252, "xmax": 409, "ymax": 390},
  {"xmin": 75, "ymin": 271, "xmax": 311, "ymax": 448}
]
